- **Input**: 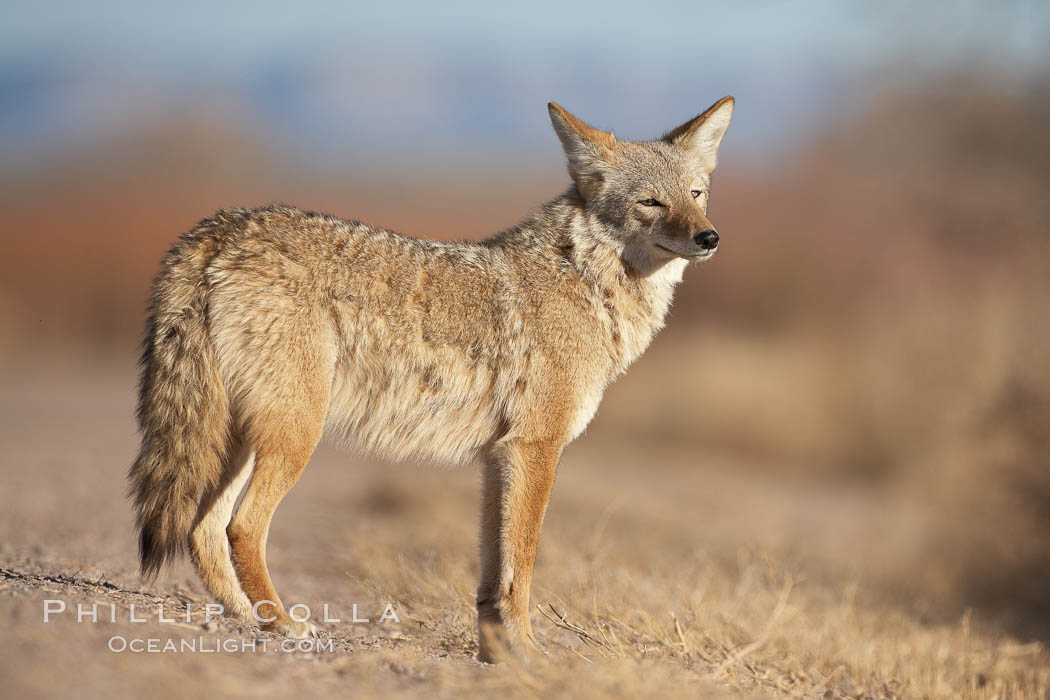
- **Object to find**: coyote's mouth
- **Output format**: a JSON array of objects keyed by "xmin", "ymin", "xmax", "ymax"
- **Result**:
[{"xmin": 654, "ymin": 242, "xmax": 716, "ymax": 260}]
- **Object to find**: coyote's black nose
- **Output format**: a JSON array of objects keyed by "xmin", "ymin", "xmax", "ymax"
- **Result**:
[{"xmin": 695, "ymin": 230, "xmax": 719, "ymax": 250}]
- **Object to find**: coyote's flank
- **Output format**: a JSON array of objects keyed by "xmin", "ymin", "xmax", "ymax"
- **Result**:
[{"xmin": 128, "ymin": 96, "xmax": 734, "ymax": 662}]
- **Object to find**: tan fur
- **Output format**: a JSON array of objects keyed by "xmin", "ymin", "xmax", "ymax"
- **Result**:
[{"xmin": 128, "ymin": 97, "xmax": 735, "ymax": 657}]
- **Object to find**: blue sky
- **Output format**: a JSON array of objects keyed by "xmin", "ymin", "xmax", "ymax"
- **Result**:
[{"xmin": 2, "ymin": 1, "xmax": 1047, "ymax": 171}]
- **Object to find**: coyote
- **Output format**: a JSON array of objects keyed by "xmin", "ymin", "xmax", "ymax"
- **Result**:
[{"xmin": 129, "ymin": 96, "xmax": 734, "ymax": 661}]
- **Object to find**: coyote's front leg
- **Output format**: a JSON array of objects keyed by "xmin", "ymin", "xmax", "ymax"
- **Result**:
[{"xmin": 477, "ymin": 438, "xmax": 562, "ymax": 662}]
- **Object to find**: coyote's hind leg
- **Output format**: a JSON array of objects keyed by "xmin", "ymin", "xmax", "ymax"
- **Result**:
[
  {"xmin": 189, "ymin": 440, "xmax": 254, "ymax": 620},
  {"xmin": 225, "ymin": 330, "xmax": 330, "ymax": 642}
]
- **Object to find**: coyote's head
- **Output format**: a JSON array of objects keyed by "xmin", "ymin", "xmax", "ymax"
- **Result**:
[{"xmin": 548, "ymin": 97, "xmax": 734, "ymax": 271}]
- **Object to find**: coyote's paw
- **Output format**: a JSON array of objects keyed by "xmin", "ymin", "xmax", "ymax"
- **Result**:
[
  {"xmin": 477, "ymin": 610, "xmax": 537, "ymax": 664},
  {"xmin": 225, "ymin": 600, "xmax": 254, "ymax": 622},
  {"xmin": 265, "ymin": 618, "xmax": 319, "ymax": 639}
]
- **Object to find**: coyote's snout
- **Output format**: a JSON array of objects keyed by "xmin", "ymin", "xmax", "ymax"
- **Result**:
[{"xmin": 129, "ymin": 96, "xmax": 734, "ymax": 661}]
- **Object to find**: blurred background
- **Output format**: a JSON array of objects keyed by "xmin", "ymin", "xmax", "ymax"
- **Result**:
[{"xmin": 2, "ymin": 0, "xmax": 1048, "ymax": 644}]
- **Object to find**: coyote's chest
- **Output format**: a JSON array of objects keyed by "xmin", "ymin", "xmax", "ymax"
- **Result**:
[
  {"xmin": 568, "ymin": 258, "xmax": 687, "ymax": 439},
  {"xmin": 605, "ymin": 258, "xmax": 686, "ymax": 373}
]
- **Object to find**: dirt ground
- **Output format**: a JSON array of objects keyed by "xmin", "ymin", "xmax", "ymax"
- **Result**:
[{"xmin": 1, "ymin": 355, "xmax": 1047, "ymax": 699}]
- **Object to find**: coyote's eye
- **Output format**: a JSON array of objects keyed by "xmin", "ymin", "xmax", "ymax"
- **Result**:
[
  {"xmin": 638, "ymin": 198, "xmax": 662, "ymax": 207},
  {"xmin": 691, "ymin": 189, "xmax": 703, "ymax": 198}
]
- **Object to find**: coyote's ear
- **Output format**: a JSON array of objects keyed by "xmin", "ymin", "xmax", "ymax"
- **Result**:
[
  {"xmin": 665, "ymin": 96, "xmax": 734, "ymax": 171},
  {"xmin": 548, "ymin": 102, "xmax": 617, "ymax": 198}
]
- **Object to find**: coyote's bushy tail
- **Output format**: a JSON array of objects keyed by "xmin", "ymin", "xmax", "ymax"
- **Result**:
[{"xmin": 128, "ymin": 223, "xmax": 234, "ymax": 579}]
